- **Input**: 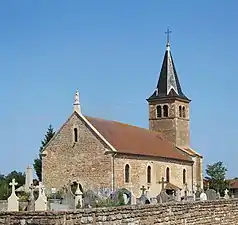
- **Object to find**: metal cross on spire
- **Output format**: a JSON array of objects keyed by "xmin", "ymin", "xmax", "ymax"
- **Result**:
[{"xmin": 165, "ymin": 27, "xmax": 172, "ymax": 45}]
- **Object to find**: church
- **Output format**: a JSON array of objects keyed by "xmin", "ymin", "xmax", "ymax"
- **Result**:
[{"xmin": 42, "ymin": 33, "xmax": 203, "ymax": 198}]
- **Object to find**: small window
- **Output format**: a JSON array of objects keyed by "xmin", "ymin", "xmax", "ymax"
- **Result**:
[
  {"xmin": 166, "ymin": 167, "xmax": 170, "ymax": 183},
  {"xmin": 125, "ymin": 164, "xmax": 130, "ymax": 183},
  {"xmin": 182, "ymin": 106, "xmax": 186, "ymax": 118},
  {"xmin": 74, "ymin": 128, "xmax": 78, "ymax": 142},
  {"xmin": 179, "ymin": 105, "xmax": 182, "ymax": 117},
  {"xmin": 163, "ymin": 105, "xmax": 169, "ymax": 117},
  {"xmin": 183, "ymin": 169, "xmax": 186, "ymax": 184},
  {"xmin": 156, "ymin": 105, "xmax": 162, "ymax": 118},
  {"xmin": 147, "ymin": 166, "xmax": 151, "ymax": 184}
]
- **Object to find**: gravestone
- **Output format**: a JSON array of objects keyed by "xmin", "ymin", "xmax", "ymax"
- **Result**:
[
  {"xmin": 200, "ymin": 190, "xmax": 207, "ymax": 201},
  {"xmin": 158, "ymin": 177, "xmax": 168, "ymax": 191},
  {"xmin": 61, "ymin": 185, "xmax": 75, "ymax": 209},
  {"xmin": 217, "ymin": 191, "xmax": 221, "ymax": 199},
  {"xmin": 74, "ymin": 182, "xmax": 83, "ymax": 208},
  {"xmin": 111, "ymin": 188, "xmax": 132, "ymax": 205},
  {"xmin": 128, "ymin": 184, "xmax": 137, "ymax": 205},
  {"xmin": 83, "ymin": 190, "xmax": 100, "ymax": 208},
  {"xmin": 175, "ymin": 189, "xmax": 181, "ymax": 202},
  {"xmin": 206, "ymin": 189, "xmax": 217, "ymax": 201},
  {"xmin": 7, "ymin": 179, "xmax": 19, "ymax": 211},
  {"xmin": 27, "ymin": 184, "xmax": 35, "ymax": 211},
  {"xmin": 137, "ymin": 186, "xmax": 150, "ymax": 204},
  {"xmin": 224, "ymin": 189, "xmax": 230, "ymax": 200},
  {"xmin": 157, "ymin": 191, "xmax": 169, "ymax": 203},
  {"xmin": 35, "ymin": 184, "xmax": 47, "ymax": 211},
  {"xmin": 195, "ymin": 184, "xmax": 202, "ymax": 201}
]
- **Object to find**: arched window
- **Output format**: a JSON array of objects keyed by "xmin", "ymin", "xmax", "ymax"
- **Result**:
[
  {"xmin": 182, "ymin": 106, "xmax": 186, "ymax": 118},
  {"xmin": 156, "ymin": 105, "xmax": 162, "ymax": 118},
  {"xmin": 166, "ymin": 167, "xmax": 170, "ymax": 183},
  {"xmin": 147, "ymin": 166, "xmax": 151, "ymax": 184},
  {"xmin": 179, "ymin": 105, "xmax": 182, "ymax": 117},
  {"xmin": 183, "ymin": 169, "xmax": 186, "ymax": 184},
  {"xmin": 163, "ymin": 105, "xmax": 169, "ymax": 117},
  {"xmin": 74, "ymin": 128, "xmax": 78, "ymax": 142},
  {"xmin": 125, "ymin": 164, "xmax": 130, "ymax": 183}
]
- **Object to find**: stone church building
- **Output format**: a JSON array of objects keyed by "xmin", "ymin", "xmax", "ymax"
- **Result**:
[{"xmin": 42, "ymin": 36, "xmax": 203, "ymax": 198}]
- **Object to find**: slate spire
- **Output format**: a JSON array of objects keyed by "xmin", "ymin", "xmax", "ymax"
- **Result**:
[{"xmin": 147, "ymin": 28, "xmax": 190, "ymax": 102}]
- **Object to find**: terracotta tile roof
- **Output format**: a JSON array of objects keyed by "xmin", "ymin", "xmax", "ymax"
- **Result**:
[
  {"xmin": 165, "ymin": 183, "xmax": 181, "ymax": 190},
  {"xmin": 85, "ymin": 116, "xmax": 192, "ymax": 162},
  {"xmin": 230, "ymin": 180, "xmax": 238, "ymax": 189}
]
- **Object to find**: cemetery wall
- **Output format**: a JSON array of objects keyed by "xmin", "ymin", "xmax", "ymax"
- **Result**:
[{"xmin": 1, "ymin": 199, "xmax": 238, "ymax": 225}]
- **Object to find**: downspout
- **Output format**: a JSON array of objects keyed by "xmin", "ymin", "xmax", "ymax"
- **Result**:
[
  {"xmin": 191, "ymin": 161, "xmax": 194, "ymax": 193},
  {"xmin": 112, "ymin": 152, "xmax": 117, "ymax": 192}
]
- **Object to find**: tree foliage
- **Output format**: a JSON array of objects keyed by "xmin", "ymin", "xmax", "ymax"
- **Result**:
[
  {"xmin": 0, "ymin": 171, "xmax": 25, "ymax": 200},
  {"xmin": 205, "ymin": 161, "xmax": 228, "ymax": 194},
  {"xmin": 33, "ymin": 125, "xmax": 55, "ymax": 181}
]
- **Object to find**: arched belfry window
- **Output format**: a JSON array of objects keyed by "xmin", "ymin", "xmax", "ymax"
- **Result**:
[
  {"xmin": 182, "ymin": 106, "xmax": 186, "ymax": 118},
  {"xmin": 147, "ymin": 166, "xmax": 151, "ymax": 184},
  {"xmin": 179, "ymin": 105, "xmax": 182, "ymax": 117},
  {"xmin": 74, "ymin": 128, "xmax": 78, "ymax": 142},
  {"xmin": 156, "ymin": 105, "xmax": 162, "ymax": 118},
  {"xmin": 183, "ymin": 169, "xmax": 186, "ymax": 184},
  {"xmin": 163, "ymin": 105, "xmax": 169, "ymax": 117},
  {"xmin": 125, "ymin": 164, "xmax": 130, "ymax": 183},
  {"xmin": 166, "ymin": 167, "xmax": 170, "ymax": 183}
]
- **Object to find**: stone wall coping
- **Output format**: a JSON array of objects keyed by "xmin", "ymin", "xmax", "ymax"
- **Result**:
[{"xmin": 0, "ymin": 199, "xmax": 237, "ymax": 216}]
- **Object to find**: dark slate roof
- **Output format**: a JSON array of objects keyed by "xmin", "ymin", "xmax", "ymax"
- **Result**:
[{"xmin": 147, "ymin": 45, "xmax": 190, "ymax": 102}]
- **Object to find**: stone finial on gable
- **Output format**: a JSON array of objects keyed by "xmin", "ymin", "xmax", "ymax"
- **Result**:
[{"xmin": 73, "ymin": 89, "xmax": 81, "ymax": 114}]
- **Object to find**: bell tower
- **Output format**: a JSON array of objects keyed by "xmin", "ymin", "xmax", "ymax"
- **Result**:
[{"xmin": 147, "ymin": 28, "xmax": 191, "ymax": 148}]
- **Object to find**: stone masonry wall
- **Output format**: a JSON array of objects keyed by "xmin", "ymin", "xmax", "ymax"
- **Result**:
[
  {"xmin": 42, "ymin": 112, "xmax": 112, "ymax": 192},
  {"xmin": 114, "ymin": 155, "xmax": 193, "ymax": 197},
  {"xmin": 149, "ymin": 99, "xmax": 190, "ymax": 148},
  {"xmin": 1, "ymin": 200, "xmax": 238, "ymax": 225}
]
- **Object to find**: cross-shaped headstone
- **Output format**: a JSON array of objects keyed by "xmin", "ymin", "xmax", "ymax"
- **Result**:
[
  {"xmin": 9, "ymin": 178, "xmax": 18, "ymax": 194},
  {"xmin": 140, "ymin": 185, "xmax": 146, "ymax": 195},
  {"xmin": 158, "ymin": 177, "xmax": 168, "ymax": 191},
  {"xmin": 29, "ymin": 184, "xmax": 35, "ymax": 200},
  {"xmin": 196, "ymin": 183, "xmax": 201, "ymax": 192}
]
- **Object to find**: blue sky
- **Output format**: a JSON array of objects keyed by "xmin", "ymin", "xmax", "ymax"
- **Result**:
[{"xmin": 0, "ymin": 1, "xmax": 237, "ymax": 178}]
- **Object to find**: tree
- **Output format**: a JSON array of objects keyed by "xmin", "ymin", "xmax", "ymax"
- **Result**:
[
  {"xmin": 205, "ymin": 161, "xmax": 228, "ymax": 194},
  {"xmin": 33, "ymin": 124, "xmax": 55, "ymax": 181},
  {"xmin": 0, "ymin": 171, "xmax": 25, "ymax": 200}
]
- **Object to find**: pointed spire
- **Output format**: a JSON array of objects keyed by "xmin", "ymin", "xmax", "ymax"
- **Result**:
[
  {"xmin": 147, "ymin": 28, "xmax": 190, "ymax": 102},
  {"xmin": 73, "ymin": 89, "xmax": 81, "ymax": 113}
]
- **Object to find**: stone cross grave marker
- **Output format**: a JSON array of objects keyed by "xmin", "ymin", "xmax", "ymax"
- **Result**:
[
  {"xmin": 35, "ymin": 182, "xmax": 47, "ymax": 211},
  {"xmin": 158, "ymin": 177, "xmax": 168, "ymax": 191},
  {"xmin": 224, "ymin": 189, "xmax": 230, "ymax": 200},
  {"xmin": 8, "ymin": 178, "xmax": 19, "ymax": 211},
  {"xmin": 137, "ymin": 186, "xmax": 150, "ymax": 205},
  {"xmin": 140, "ymin": 185, "xmax": 146, "ymax": 195},
  {"xmin": 27, "ymin": 184, "xmax": 35, "ymax": 211}
]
